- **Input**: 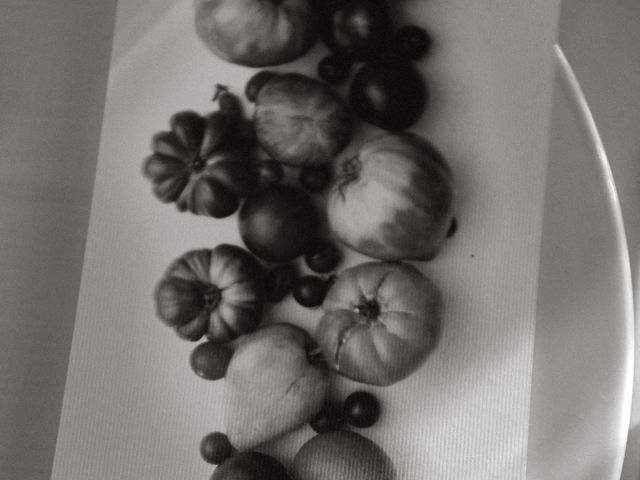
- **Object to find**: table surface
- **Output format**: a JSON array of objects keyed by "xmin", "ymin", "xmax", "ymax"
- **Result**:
[{"xmin": 0, "ymin": 1, "xmax": 639, "ymax": 479}]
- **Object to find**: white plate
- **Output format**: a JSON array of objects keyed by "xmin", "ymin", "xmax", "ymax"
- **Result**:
[{"xmin": 526, "ymin": 45, "xmax": 634, "ymax": 480}]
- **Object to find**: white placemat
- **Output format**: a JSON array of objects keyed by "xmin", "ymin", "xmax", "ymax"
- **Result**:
[{"xmin": 52, "ymin": 1, "xmax": 561, "ymax": 478}]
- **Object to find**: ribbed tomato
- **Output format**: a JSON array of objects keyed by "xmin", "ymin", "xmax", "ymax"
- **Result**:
[
  {"xmin": 154, "ymin": 244, "xmax": 263, "ymax": 342},
  {"xmin": 327, "ymin": 132, "xmax": 454, "ymax": 261},
  {"xmin": 315, "ymin": 261, "xmax": 441, "ymax": 386}
]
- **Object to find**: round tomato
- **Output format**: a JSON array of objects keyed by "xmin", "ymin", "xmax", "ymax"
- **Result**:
[
  {"xmin": 315, "ymin": 261, "xmax": 441, "ymax": 386},
  {"xmin": 327, "ymin": 132, "xmax": 454, "ymax": 261}
]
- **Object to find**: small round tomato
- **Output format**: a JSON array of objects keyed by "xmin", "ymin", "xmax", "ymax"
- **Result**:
[
  {"xmin": 304, "ymin": 240, "xmax": 342, "ymax": 273},
  {"xmin": 200, "ymin": 432, "xmax": 234, "ymax": 465},
  {"xmin": 255, "ymin": 159, "xmax": 284, "ymax": 192},
  {"xmin": 343, "ymin": 391, "xmax": 380, "ymax": 428},
  {"xmin": 299, "ymin": 164, "xmax": 333, "ymax": 193},
  {"xmin": 318, "ymin": 55, "xmax": 352, "ymax": 85},
  {"xmin": 293, "ymin": 276, "xmax": 327, "ymax": 308},
  {"xmin": 392, "ymin": 25, "xmax": 432, "ymax": 60},
  {"xmin": 310, "ymin": 402, "xmax": 347, "ymax": 433},
  {"xmin": 190, "ymin": 341, "xmax": 233, "ymax": 380}
]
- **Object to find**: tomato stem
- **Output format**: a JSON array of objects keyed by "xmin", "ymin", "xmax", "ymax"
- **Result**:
[
  {"xmin": 212, "ymin": 84, "xmax": 229, "ymax": 102},
  {"xmin": 202, "ymin": 285, "xmax": 221, "ymax": 311}
]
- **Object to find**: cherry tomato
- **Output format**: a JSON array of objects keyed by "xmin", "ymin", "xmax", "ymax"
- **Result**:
[
  {"xmin": 255, "ymin": 159, "xmax": 284, "ymax": 192},
  {"xmin": 200, "ymin": 432, "xmax": 234, "ymax": 465},
  {"xmin": 393, "ymin": 25, "xmax": 432, "ymax": 60},
  {"xmin": 317, "ymin": 55, "xmax": 352, "ymax": 85},
  {"xmin": 310, "ymin": 402, "xmax": 347, "ymax": 433},
  {"xmin": 265, "ymin": 264, "xmax": 298, "ymax": 303},
  {"xmin": 320, "ymin": 0, "xmax": 392, "ymax": 61},
  {"xmin": 343, "ymin": 391, "xmax": 380, "ymax": 428},
  {"xmin": 293, "ymin": 275, "xmax": 327, "ymax": 307},
  {"xmin": 299, "ymin": 164, "xmax": 333, "ymax": 193},
  {"xmin": 189, "ymin": 341, "xmax": 233, "ymax": 380},
  {"xmin": 245, "ymin": 70, "xmax": 276, "ymax": 102},
  {"xmin": 304, "ymin": 240, "xmax": 342, "ymax": 273}
]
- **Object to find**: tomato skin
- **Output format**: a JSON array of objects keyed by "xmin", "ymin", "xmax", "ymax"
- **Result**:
[
  {"xmin": 349, "ymin": 55, "xmax": 428, "ymax": 131},
  {"xmin": 315, "ymin": 261, "xmax": 442, "ymax": 386}
]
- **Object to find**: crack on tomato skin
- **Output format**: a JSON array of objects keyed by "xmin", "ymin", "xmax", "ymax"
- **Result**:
[{"xmin": 334, "ymin": 323, "xmax": 356, "ymax": 371}]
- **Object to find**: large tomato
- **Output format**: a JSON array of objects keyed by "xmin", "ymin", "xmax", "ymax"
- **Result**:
[
  {"xmin": 327, "ymin": 132, "xmax": 454, "ymax": 261},
  {"xmin": 315, "ymin": 261, "xmax": 441, "ymax": 386},
  {"xmin": 194, "ymin": 0, "xmax": 319, "ymax": 67}
]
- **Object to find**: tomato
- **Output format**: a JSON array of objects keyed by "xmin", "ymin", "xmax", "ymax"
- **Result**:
[
  {"xmin": 299, "ymin": 164, "xmax": 333, "ymax": 193},
  {"xmin": 315, "ymin": 261, "xmax": 442, "ymax": 386},
  {"xmin": 293, "ymin": 276, "xmax": 327, "ymax": 307},
  {"xmin": 304, "ymin": 240, "xmax": 342, "ymax": 273},
  {"xmin": 245, "ymin": 71, "xmax": 276, "ymax": 103},
  {"xmin": 194, "ymin": 0, "xmax": 320, "ymax": 67},
  {"xmin": 254, "ymin": 159, "xmax": 284, "ymax": 192},
  {"xmin": 309, "ymin": 402, "xmax": 347, "ymax": 433},
  {"xmin": 265, "ymin": 264, "xmax": 298, "ymax": 303},
  {"xmin": 317, "ymin": 55, "xmax": 352, "ymax": 85},
  {"xmin": 238, "ymin": 186, "xmax": 319, "ymax": 263},
  {"xmin": 190, "ymin": 341, "xmax": 233, "ymax": 380},
  {"xmin": 327, "ymin": 132, "xmax": 454, "ymax": 261},
  {"xmin": 349, "ymin": 55, "xmax": 427, "ymax": 131},
  {"xmin": 320, "ymin": 0, "xmax": 392, "ymax": 61},
  {"xmin": 392, "ymin": 25, "xmax": 432, "ymax": 60},
  {"xmin": 200, "ymin": 432, "xmax": 234, "ymax": 465},
  {"xmin": 343, "ymin": 391, "xmax": 380, "ymax": 428}
]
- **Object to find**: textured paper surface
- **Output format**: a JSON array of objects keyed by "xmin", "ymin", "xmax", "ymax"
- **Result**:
[{"xmin": 52, "ymin": 1, "xmax": 560, "ymax": 478}]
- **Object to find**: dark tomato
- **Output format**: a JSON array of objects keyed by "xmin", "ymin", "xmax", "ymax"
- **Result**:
[
  {"xmin": 349, "ymin": 55, "xmax": 428, "ymax": 131},
  {"xmin": 304, "ymin": 240, "xmax": 342, "ymax": 273},
  {"xmin": 310, "ymin": 402, "xmax": 347, "ymax": 433},
  {"xmin": 320, "ymin": 0, "xmax": 393, "ymax": 61},
  {"xmin": 293, "ymin": 275, "xmax": 327, "ymax": 308},
  {"xmin": 393, "ymin": 25, "xmax": 432, "ymax": 60},
  {"xmin": 317, "ymin": 55, "xmax": 352, "ymax": 85},
  {"xmin": 189, "ymin": 341, "xmax": 233, "ymax": 380},
  {"xmin": 200, "ymin": 432, "xmax": 234, "ymax": 465},
  {"xmin": 299, "ymin": 164, "xmax": 332, "ymax": 193},
  {"xmin": 343, "ymin": 391, "xmax": 380, "ymax": 428},
  {"xmin": 255, "ymin": 159, "xmax": 284, "ymax": 192},
  {"xmin": 245, "ymin": 70, "xmax": 276, "ymax": 103},
  {"xmin": 265, "ymin": 263, "xmax": 298, "ymax": 303},
  {"xmin": 238, "ymin": 186, "xmax": 320, "ymax": 263}
]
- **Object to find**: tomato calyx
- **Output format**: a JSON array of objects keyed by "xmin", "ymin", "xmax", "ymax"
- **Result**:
[
  {"xmin": 202, "ymin": 284, "xmax": 222, "ymax": 311},
  {"xmin": 354, "ymin": 297, "xmax": 380, "ymax": 322},
  {"xmin": 335, "ymin": 155, "xmax": 361, "ymax": 199},
  {"xmin": 190, "ymin": 153, "xmax": 207, "ymax": 172}
]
